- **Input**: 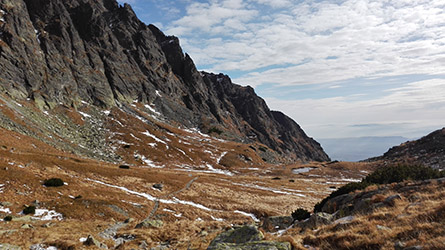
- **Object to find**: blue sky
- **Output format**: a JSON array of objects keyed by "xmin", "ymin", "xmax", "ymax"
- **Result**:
[{"xmin": 117, "ymin": 0, "xmax": 445, "ymax": 139}]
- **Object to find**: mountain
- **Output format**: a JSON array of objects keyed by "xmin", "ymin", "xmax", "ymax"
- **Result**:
[
  {"xmin": 0, "ymin": 0, "xmax": 328, "ymax": 163},
  {"xmin": 368, "ymin": 128, "xmax": 445, "ymax": 169},
  {"xmin": 319, "ymin": 136, "xmax": 409, "ymax": 162}
]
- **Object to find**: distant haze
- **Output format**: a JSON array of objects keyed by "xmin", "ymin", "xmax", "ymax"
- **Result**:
[{"xmin": 318, "ymin": 136, "xmax": 411, "ymax": 162}]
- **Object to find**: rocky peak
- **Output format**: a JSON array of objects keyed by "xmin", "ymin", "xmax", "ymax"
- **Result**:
[
  {"xmin": 368, "ymin": 128, "xmax": 445, "ymax": 169},
  {"xmin": 0, "ymin": 0, "xmax": 329, "ymax": 162}
]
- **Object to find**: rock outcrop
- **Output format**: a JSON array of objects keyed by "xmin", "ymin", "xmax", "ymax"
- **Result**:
[
  {"xmin": 368, "ymin": 128, "xmax": 445, "ymax": 169},
  {"xmin": 207, "ymin": 225, "xmax": 291, "ymax": 250},
  {"xmin": 0, "ymin": 0, "xmax": 329, "ymax": 162}
]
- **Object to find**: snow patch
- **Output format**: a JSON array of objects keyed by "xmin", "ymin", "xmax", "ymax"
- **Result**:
[
  {"xmin": 176, "ymin": 148, "xmax": 193, "ymax": 161},
  {"xmin": 292, "ymin": 167, "xmax": 316, "ymax": 174},
  {"xmin": 87, "ymin": 179, "xmax": 213, "ymax": 212},
  {"xmin": 211, "ymin": 215, "xmax": 224, "ymax": 222},
  {"xmin": 163, "ymin": 208, "xmax": 182, "ymax": 217},
  {"xmin": 33, "ymin": 209, "xmax": 63, "ymax": 221},
  {"xmin": 103, "ymin": 110, "xmax": 111, "ymax": 115},
  {"xmin": 144, "ymin": 104, "xmax": 161, "ymax": 116},
  {"xmin": 79, "ymin": 237, "xmax": 87, "ymax": 243},
  {"xmin": 0, "ymin": 207, "xmax": 11, "ymax": 214},
  {"xmin": 339, "ymin": 178, "xmax": 362, "ymax": 182},
  {"xmin": 216, "ymin": 152, "xmax": 227, "ymax": 164},
  {"xmin": 171, "ymin": 197, "xmax": 212, "ymax": 211},
  {"xmin": 231, "ymin": 182, "xmax": 306, "ymax": 197},
  {"xmin": 155, "ymin": 90, "xmax": 162, "ymax": 97},
  {"xmin": 130, "ymin": 133, "xmax": 141, "ymax": 141},
  {"xmin": 206, "ymin": 164, "xmax": 233, "ymax": 176},
  {"xmin": 234, "ymin": 210, "xmax": 259, "ymax": 222},
  {"xmin": 141, "ymin": 131, "xmax": 167, "ymax": 145},
  {"xmin": 78, "ymin": 111, "xmax": 91, "ymax": 118},
  {"xmin": 122, "ymin": 200, "xmax": 142, "ymax": 206},
  {"xmin": 135, "ymin": 154, "xmax": 164, "ymax": 168}
]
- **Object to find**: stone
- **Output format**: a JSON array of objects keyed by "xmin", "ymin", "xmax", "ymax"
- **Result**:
[
  {"xmin": 376, "ymin": 225, "xmax": 390, "ymax": 231},
  {"xmin": 262, "ymin": 216, "xmax": 294, "ymax": 232},
  {"xmin": 354, "ymin": 198, "xmax": 373, "ymax": 213},
  {"xmin": 0, "ymin": 202, "xmax": 12, "ymax": 207},
  {"xmin": 152, "ymin": 183, "xmax": 163, "ymax": 190},
  {"xmin": 135, "ymin": 219, "xmax": 163, "ymax": 229},
  {"xmin": 0, "ymin": 244, "xmax": 22, "ymax": 250},
  {"xmin": 29, "ymin": 244, "xmax": 55, "ymax": 250},
  {"xmin": 403, "ymin": 246, "xmax": 423, "ymax": 250},
  {"xmin": 299, "ymin": 212, "xmax": 334, "ymax": 229},
  {"xmin": 12, "ymin": 215, "xmax": 33, "ymax": 222},
  {"xmin": 208, "ymin": 241, "xmax": 291, "ymax": 250},
  {"xmin": 20, "ymin": 224, "xmax": 33, "ymax": 229},
  {"xmin": 384, "ymin": 194, "xmax": 402, "ymax": 207},
  {"xmin": 394, "ymin": 241, "xmax": 406, "ymax": 250},
  {"xmin": 208, "ymin": 225, "xmax": 291, "ymax": 250},
  {"xmin": 84, "ymin": 235, "xmax": 108, "ymax": 249},
  {"xmin": 139, "ymin": 241, "xmax": 149, "ymax": 250},
  {"xmin": 209, "ymin": 225, "xmax": 263, "ymax": 246},
  {"xmin": 124, "ymin": 218, "xmax": 134, "ymax": 224},
  {"xmin": 333, "ymin": 216, "xmax": 355, "ymax": 230}
]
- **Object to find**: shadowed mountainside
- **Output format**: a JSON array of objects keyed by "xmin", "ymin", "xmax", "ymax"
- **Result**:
[
  {"xmin": 368, "ymin": 128, "xmax": 445, "ymax": 169},
  {"xmin": 0, "ymin": 0, "xmax": 329, "ymax": 162}
]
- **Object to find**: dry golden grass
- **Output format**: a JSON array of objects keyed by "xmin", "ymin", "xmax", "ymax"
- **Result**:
[
  {"xmin": 281, "ymin": 182, "xmax": 445, "ymax": 250},
  {"xmin": 1, "ymin": 96, "xmax": 442, "ymax": 249}
]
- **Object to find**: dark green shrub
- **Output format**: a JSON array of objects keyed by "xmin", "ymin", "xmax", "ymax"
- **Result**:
[
  {"xmin": 314, "ymin": 181, "xmax": 370, "ymax": 212},
  {"xmin": 208, "ymin": 127, "xmax": 223, "ymax": 135},
  {"xmin": 314, "ymin": 164, "xmax": 445, "ymax": 212},
  {"xmin": 4, "ymin": 215, "xmax": 12, "ymax": 221},
  {"xmin": 43, "ymin": 178, "xmax": 64, "ymax": 187},
  {"xmin": 119, "ymin": 165, "xmax": 130, "ymax": 169},
  {"xmin": 23, "ymin": 205, "xmax": 36, "ymax": 215},
  {"xmin": 292, "ymin": 208, "xmax": 311, "ymax": 221},
  {"xmin": 364, "ymin": 164, "xmax": 444, "ymax": 184}
]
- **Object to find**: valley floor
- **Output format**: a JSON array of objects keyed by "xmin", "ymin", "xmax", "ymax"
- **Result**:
[{"xmin": 0, "ymin": 127, "xmax": 372, "ymax": 249}]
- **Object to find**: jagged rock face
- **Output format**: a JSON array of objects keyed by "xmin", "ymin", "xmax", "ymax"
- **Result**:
[
  {"xmin": 369, "ymin": 128, "xmax": 445, "ymax": 169},
  {"xmin": 0, "ymin": 0, "xmax": 329, "ymax": 162}
]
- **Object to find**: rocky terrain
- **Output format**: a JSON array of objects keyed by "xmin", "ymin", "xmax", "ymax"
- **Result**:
[
  {"xmin": 0, "ymin": 0, "xmax": 444, "ymax": 249},
  {"xmin": 0, "ymin": 0, "xmax": 328, "ymax": 163},
  {"xmin": 368, "ymin": 128, "xmax": 445, "ymax": 170}
]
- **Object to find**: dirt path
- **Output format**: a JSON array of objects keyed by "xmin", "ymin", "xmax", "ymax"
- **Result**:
[{"xmin": 147, "ymin": 176, "xmax": 199, "ymax": 219}]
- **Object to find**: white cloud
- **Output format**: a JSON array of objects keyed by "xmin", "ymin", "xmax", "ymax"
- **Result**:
[
  {"xmin": 164, "ymin": 0, "xmax": 445, "ymax": 88},
  {"xmin": 166, "ymin": 0, "xmax": 257, "ymax": 36},
  {"xmin": 128, "ymin": 0, "xmax": 445, "ymax": 138},
  {"xmin": 265, "ymin": 78, "xmax": 445, "ymax": 138}
]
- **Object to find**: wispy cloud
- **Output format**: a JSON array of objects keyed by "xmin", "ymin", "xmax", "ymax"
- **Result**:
[
  {"xmin": 265, "ymin": 78, "xmax": 445, "ymax": 138},
  {"xmin": 163, "ymin": 0, "xmax": 445, "ymax": 87},
  {"xmin": 122, "ymin": 0, "xmax": 445, "ymax": 138}
]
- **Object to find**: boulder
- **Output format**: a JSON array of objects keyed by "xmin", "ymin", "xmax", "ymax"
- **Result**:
[
  {"xmin": 384, "ymin": 194, "xmax": 402, "ymax": 207},
  {"xmin": 0, "ymin": 244, "xmax": 21, "ymax": 250},
  {"xmin": 207, "ymin": 225, "xmax": 291, "ymax": 250},
  {"xmin": 135, "ymin": 219, "xmax": 163, "ymax": 229},
  {"xmin": 298, "ymin": 212, "xmax": 334, "ymax": 229},
  {"xmin": 262, "ymin": 216, "xmax": 294, "ymax": 232},
  {"xmin": 84, "ymin": 235, "xmax": 108, "ymax": 249},
  {"xmin": 208, "ymin": 241, "xmax": 291, "ymax": 250},
  {"xmin": 152, "ymin": 183, "xmax": 163, "ymax": 190},
  {"xmin": 209, "ymin": 225, "xmax": 263, "ymax": 245}
]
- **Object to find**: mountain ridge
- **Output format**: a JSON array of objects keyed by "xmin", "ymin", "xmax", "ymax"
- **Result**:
[
  {"xmin": 367, "ymin": 128, "xmax": 445, "ymax": 169},
  {"xmin": 0, "ymin": 0, "xmax": 329, "ymax": 162}
]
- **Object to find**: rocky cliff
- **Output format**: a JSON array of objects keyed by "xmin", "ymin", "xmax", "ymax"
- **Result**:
[
  {"xmin": 368, "ymin": 128, "xmax": 445, "ymax": 169},
  {"xmin": 0, "ymin": 0, "xmax": 329, "ymax": 162}
]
